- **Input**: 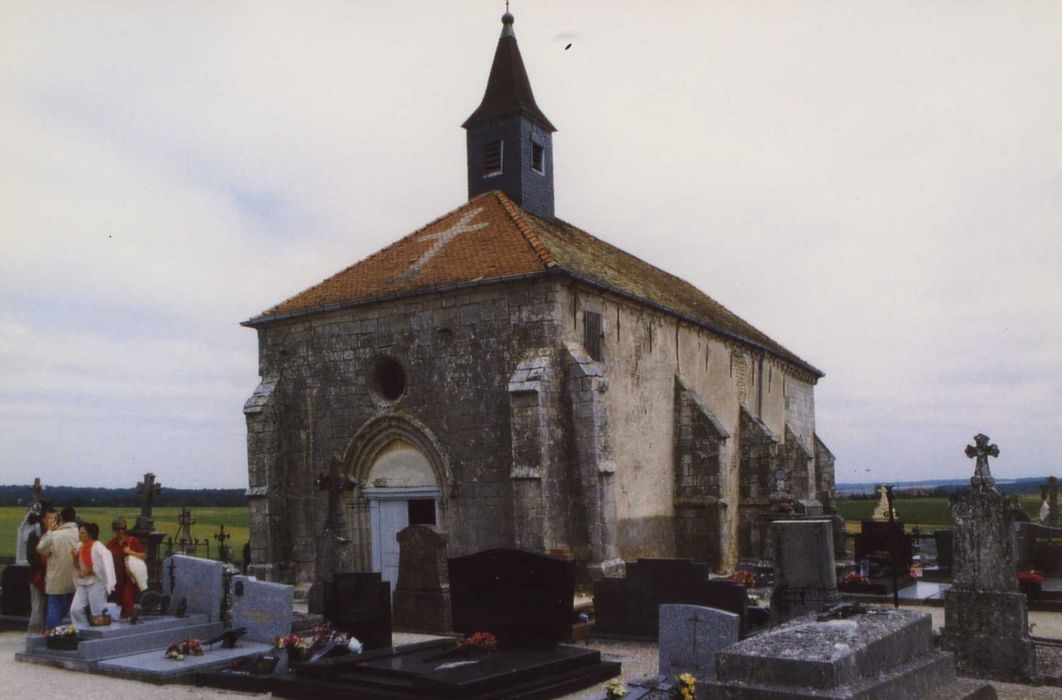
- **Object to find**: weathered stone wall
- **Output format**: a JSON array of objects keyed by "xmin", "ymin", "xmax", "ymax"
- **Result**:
[
  {"xmin": 245, "ymin": 278, "xmax": 563, "ymax": 584},
  {"xmin": 246, "ymin": 274, "xmax": 827, "ymax": 580},
  {"xmin": 556, "ymin": 282, "xmax": 817, "ymax": 570}
]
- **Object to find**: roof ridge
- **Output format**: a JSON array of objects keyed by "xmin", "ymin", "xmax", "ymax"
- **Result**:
[
  {"xmin": 261, "ymin": 193, "xmax": 499, "ymax": 316},
  {"xmin": 494, "ymin": 191, "xmax": 556, "ymax": 269}
]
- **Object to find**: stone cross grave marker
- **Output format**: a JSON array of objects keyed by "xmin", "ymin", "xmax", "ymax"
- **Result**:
[
  {"xmin": 658, "ymin": 604, "xmax": 739, "ymax": 680},
  {"xmin": 964, "ymin": 432, "xmax": 998, "ymax": 489},
  {"xmin": 215, "ymin": 525, "xmax": 233, "ymax": 563},
  {"xmin": 942, "ymin": 433, "xmax": 1037, "ymax": 682},
  {"xmin": 31, "ymin": 477, "xmax": 42, "ymax": 505},
  {"xmin": 135, "ymin": 472, "xmax": 162, "ymax": 531}
]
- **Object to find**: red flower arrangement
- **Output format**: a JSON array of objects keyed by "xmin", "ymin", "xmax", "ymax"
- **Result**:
[
  {"xmin": 728, "ymin": 570, "xmax": 757, "ymax": 588},
  {"xmin": 458, "ymin": 631, "xmax": 497, "ymax": 652},
  {"xmin": 844, "ymin": 573, "xmax": 870, "ymax": 586},
  {"xmin": 1016, "ymin": 570, "xmax": 1045, "ymax": 585}
]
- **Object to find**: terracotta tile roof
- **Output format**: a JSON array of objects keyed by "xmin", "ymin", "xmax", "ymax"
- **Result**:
[{"xmin": 248, "ymin": 191, "xmax": 822, "ymax": 377}]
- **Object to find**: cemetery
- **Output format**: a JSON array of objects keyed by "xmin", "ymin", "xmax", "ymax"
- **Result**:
[
  {"xmin": 1, "ymin": 8, "xmax": 1060, "ymax": 700},
  {"xmin": 1, "ymin": 437, "xmax": 1060, "ymax": 699}
]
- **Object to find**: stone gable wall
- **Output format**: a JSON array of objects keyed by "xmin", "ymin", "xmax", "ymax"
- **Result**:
[{"xmin": 246, "ymin": 278, "xmax": 563, "ymax": 583}]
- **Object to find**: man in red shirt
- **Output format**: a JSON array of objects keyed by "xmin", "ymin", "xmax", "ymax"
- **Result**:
[{"xmin": 105, "ymin": 517, "xmax": 146, "ymax": 616}]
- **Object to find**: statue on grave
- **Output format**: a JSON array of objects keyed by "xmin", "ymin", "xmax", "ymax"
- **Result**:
[
  {"xmin": 1039, "ymin": 475, "xmax": 1058, "ymax": 526},
  {"xmin": 871, "ymin": 485, "xmax": 896, "ymax": 522}
]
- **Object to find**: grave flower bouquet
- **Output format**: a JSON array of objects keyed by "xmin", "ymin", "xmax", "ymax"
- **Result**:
[
  {"xmin": 1016, "ymin": 570, "xmax": 1045, "ymax": 586},
  {"xmin": 844, "ymin": 573, "xmax": 869, "ymax": 586},
  {"xmin": 49, "ymin": 625, "xmax": 78, "ymax": 637},
  {"xmin": 603, "ymin": 678, "xmax": 628, "ymax": 699},
  {"xmin": 729, "ymin": 570, "xmax": 757, "ymax": 588},
  {"xmin": 274, "ymin": 634, "xmax": 312, "ymax": 652},
  {"xmin": 458, "ymin": 631, "xmax": 497, "ymax": 652},
  {"xmin": 165, "ymin": 638, "xmax": 204, "ymax": 661},
  {"xmin": 672, "ymin": 672, "xmax": 697, "ymax": 700}
]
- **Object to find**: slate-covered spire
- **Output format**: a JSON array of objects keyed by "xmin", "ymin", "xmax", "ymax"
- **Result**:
[
  {"xmin": 463, "ymin": 12, "xmax": 556, "ymax": 132},
  {"xmin": 464, "ymin": 12, "xmax": 556, "ymax": 220}
]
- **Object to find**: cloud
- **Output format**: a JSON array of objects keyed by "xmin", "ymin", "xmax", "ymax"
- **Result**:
[{"xmin": 1, "ymin": 1, "xmax": 1060, "ymax": 488}]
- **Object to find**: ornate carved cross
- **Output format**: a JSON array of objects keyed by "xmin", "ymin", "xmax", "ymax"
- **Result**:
[
  {"xmin": 214, "ymin": 525, "xmax": 231, "ymax": 546},
  {"xmin": 137, "ymin": 473, "xmax": 162, "ymax": 518},
  {"xmin": 175, "ymin": 507, "xmax": 196, "ymax": 548},
  {"xmin": 964, "ymin": 433, "xmax": 999, "ymax": 489}
]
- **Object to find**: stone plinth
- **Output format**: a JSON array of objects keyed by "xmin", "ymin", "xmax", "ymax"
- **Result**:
[
  {"xmin": 392, "ymin": 525, "xmax": 452, "ymax": 633},
  {"xmin": 942, "ymin": 467, "xmax": 1038, "ymax": 683},
  {"xmin": 704, "ymin": 607, "xmax": 994, "ymax": 699},
  {"xmin": 768, "ymin": 520, "xmax": 839, "ymax": 625}
]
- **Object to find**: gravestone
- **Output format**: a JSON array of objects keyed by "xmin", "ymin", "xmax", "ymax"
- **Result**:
[
  {"xmin": 769, "ymin": 520, "xmax": 840, "ymax": 626},
  {"xmin": 1, "ymin": 565, "xmax": 32, "ymax": 616},
  {"xmin": 161, "ymin": 554, "xmax": 226, "ymax": 622},
  {"xmin": 449, "ymin": 548, "xmax": 574, "ymax": 643},
  {"xmin": 129, "ymin": 472, "xmax": 166, "ymax": 591},
  {"xmin": 1017, "ymin": 522, "xmax": 1062, "ymax": 576},
  {"xmin": 658, "ymin": 604, "xmax": 738, "ymax": 680},
  {"xmin": 392, "ymin": 525, "xmax": 452, "ymax": 633},
  {"xmin": 231, "ymin": 575, "xmax": 293, "ymax": 642},
  {"xmin": 200, "ymin": 548, "xmax": 621, "ymax": 699},
  {"xmin": 703, "ymin": 606, "xmax": 994, "ymax": 699},
  {"xmin": 941, "ymin": 434, "xmax": 1038, "ymax": 682},
  {"xmin": 323, "ymin": 572, "xmax": 392, "ymax": 650},
  {"xmin": 854, "ymin": 520, "xmax": 914, "ymax": 575},
  {"xmin": 592, "ymin": 558, "xmax": 713, "ymax": 639},
  {"xmin": 933, "ymin": 529, "xmax": 954, "ymax": 573}
]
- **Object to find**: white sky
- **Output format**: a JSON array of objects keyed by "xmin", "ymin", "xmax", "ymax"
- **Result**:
[{"xmin": 2, "ymin": 1, "xmax": 1060, "ymax": 489}]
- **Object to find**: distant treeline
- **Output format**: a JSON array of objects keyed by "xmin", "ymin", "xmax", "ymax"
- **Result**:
[
  {"xmin": 0, "ymin": 484, "xmax": 246, "ymax": 508},
  {"xmin": 838, "ymin": 476, "xmax": 1050, "ymax": 499}
]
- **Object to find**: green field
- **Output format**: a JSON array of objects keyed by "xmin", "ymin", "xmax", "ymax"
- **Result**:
[
  {"xmin": 836, "ymin": 495, "xmax": 1042, "ymax": 531},
  {"xmin": 0, "ymin": 506, "xmax": 249, "ymax": 561}
]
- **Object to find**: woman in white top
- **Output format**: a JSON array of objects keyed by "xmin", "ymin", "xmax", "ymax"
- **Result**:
[{"xmin": 70, "ymin": 522, "xmax": 116, "ymax": 628}]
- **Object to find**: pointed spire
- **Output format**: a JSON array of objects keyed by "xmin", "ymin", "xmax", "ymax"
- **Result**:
[{"xmin": 462, "ymin": 12, "xmax": 556, "ymax": 132}]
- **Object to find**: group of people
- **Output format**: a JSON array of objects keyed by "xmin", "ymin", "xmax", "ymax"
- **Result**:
[{"xmin": 22, "ymin": 504, "xmax": 150, "ymax": 634}]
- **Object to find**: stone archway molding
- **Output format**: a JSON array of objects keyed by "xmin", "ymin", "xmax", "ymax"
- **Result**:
[{"xmin": 341, "ymin": 413, "xmax": 455, "ymax": 500}]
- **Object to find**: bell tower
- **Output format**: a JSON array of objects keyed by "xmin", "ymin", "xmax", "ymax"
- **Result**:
[{"xmin": 463, "ymin": 12, "xmax": 556, "ymax": 221}]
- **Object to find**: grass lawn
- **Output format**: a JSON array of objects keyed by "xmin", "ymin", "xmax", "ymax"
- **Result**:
[
  {"xmin": 0, "ymin": 506, "xmax": 249, "ymax": 561},
  {"xmin": 837, "ymin": 495, "xmax": 1043, "ymax": 533}
]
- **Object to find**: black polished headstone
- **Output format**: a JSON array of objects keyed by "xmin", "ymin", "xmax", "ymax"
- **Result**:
[
  {"xmin": 1018, "ymin": 522, "xmax": 1062, "ymax": 576},
  {"xmin": 323, "ymin": 572, "xmax": 392, "ymax": 651},
  {"xmin": 1, "ymin": 565, "xmax": 31, "ymax": 616},
  {"xmin": 593, "ymin": 558, "xmax": 742, "ymax": 640},
  {"xmin": 448, "ymin": 548, "xmax": 574, "ymax": 644},
  {"xmin": 854, "ymin": 521, "xmax": 913, "ymax": 573}
]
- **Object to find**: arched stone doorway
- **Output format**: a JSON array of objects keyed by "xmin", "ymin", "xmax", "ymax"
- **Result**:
[
  {"xmin": 342, "ymin": 415, "xmax": 452, "ymax": 592},
  {"xmin": 363, "ymin": 438, "xmax": 442, "ymax": 589}
]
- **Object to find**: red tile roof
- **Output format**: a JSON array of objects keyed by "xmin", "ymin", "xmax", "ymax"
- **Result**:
[{"xmin": 247, "ymin": 191, "xmax": 822, "ymax": 377}]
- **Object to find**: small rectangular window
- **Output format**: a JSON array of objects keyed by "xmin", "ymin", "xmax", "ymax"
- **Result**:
[
  {"xmin": 408, "ymin": 499, "xmax": 437, "ymax": 525},
  {"xmin": 584, "ymin": 311, "xmax": 603, "ymax": 361},
  {"xmin": 531, "ymin": 142, "xmax": 545, "ymax": 174},
  {"xmin": 484, "ymin": 140, "xmax": 503, "ymax": 176}
]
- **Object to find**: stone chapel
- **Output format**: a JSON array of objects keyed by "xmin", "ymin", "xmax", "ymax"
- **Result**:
[{"xmin": 243, "ymin": 12, "xmax": 836, "ymax": 587}]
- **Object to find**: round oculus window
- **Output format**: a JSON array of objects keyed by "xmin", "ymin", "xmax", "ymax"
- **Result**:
[{"xmin": 371, "ymin": 357, "xmax": 406, "ymax": 401}]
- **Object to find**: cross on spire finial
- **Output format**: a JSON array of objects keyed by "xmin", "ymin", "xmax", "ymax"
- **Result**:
[{"xmin": 964, "ymin": 433, "xmax": 999, "ymax": 490}]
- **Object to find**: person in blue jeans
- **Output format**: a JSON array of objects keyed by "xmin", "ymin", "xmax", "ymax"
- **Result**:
[{"xmin": 36, "ymin": 507, "xmax": 80, "ymax": 632}]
